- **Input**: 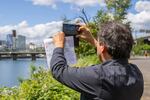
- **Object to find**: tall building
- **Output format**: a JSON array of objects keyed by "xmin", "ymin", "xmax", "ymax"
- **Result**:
[
  {"xmin": 6, "ymin": 34, "xmax": 13, "ymax": 49},
  {"xmin": 12, "ymin": 30, "xmax": 17, "ymax": 50},
  {"xmin": 0, "ymin": 40, "xmax": 7, "ymax": 51},
  {"xmin": 0, "ymin": 40, "xmax": 6, "ymax": 46},
  {"xmin": 16, "ymin": 35, "xmax": 26, "ymax": 50},
  {"xmin": 6, "ymin": 30, "xmax": 26, "ymax": 51}
]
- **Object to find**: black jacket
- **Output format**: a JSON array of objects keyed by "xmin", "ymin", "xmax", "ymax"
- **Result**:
[{"xmin": 50, "ymin": 48, "xmax": 144, "ymax": 100}]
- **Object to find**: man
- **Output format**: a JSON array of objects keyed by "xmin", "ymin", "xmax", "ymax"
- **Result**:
[{"xmin": 51, "ymin": 21, "xmax": 144, "ymax": 100}]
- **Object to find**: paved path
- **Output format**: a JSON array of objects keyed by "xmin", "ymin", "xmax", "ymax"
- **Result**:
[{"xmin": 130, "ymin": 57, "xmax": 150, "ymax": 100}]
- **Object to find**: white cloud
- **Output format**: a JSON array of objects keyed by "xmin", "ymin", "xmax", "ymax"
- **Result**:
[
  {"xmin": 62, "ymin": 0, "xmax": 105, "ymax": 7},
  {"xmin": 0, "ymin": 21, "xmax": 63, "ymax": 43},
  {"xmin": 135, "ymin": 0, "xmax": 150, "ymax": 12},
  {"xmin": 30, "ymin": 0, "xmax": 105, "ymax": 7},
  {"xmin": 127, "ymin": 11, "xmax": 150, "ymax": 25},
  {"xmin": 31, "ymin": 0, "xmax": 57, "ymax": 8},
  {"xmin": 32, "ymin": 0, "xmax": 54, "ymax": 6},
  {"xmin": 127, "ymin": 0, "xmax": 150, "ymax": 32}
]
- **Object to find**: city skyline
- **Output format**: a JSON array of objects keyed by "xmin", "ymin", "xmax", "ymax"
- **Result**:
[{"xmin": 0, "ymin": 0, "xmax": 150, "ymax": 43}]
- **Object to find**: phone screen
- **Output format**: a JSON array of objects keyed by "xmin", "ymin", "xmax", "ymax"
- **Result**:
[{"xmin": 63, "ymin": 23, "xmax": 79, "ymax": 36}]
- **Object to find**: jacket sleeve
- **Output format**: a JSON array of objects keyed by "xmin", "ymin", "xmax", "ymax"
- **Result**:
[{"xmin": 50, "ymin": 47, "xmax": 101, "ymax": 95}]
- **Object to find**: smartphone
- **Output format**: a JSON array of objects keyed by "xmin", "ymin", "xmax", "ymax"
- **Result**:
[
  {"xmin": 63, "ymin": 23, "xmax": 80, "ymax": 36},
  {"xmin": 63, "ymin": 23, "xmax": 80, "ymax": 47}
]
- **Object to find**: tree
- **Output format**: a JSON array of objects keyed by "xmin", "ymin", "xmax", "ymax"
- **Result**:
[
  {"xmin": 95, "ymin": 0, "xmax": 131, "ymax": 24},
  {"xmin": 75, "ymin": 22, "xmax": 98, "ymax": 57},
  {"xmin": 75, "ymin": 9, "xmax": 98, "ymax": 57},
  {"xmin": 76, "ymin": 0, "xmax": 132, "ymax": 57},
  {"xmin": 106, "ymin": 0, "xmax": 131, "ymax": 21}
]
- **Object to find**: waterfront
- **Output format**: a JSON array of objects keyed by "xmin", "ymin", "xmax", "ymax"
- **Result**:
[
  {"xmin": 0, "ymin": 58, "xmax": 47, "ymax": 87},
  {"xmin": 0, "ymin": 57, "xmax": 150, "ymax": 100}
]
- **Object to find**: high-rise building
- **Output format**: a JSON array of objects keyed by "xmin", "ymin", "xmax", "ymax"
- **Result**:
[
  {"xmin": 6, "ymin": 34, "xmax": 13, "ymax": 49},
  {"xmin": 6, "ymin": 30, "xmax": 26, "ymax": 51},
  {"xmin": 12, "ymin": 30, "xmax": 16, "ymax": 37},
  {"xmin": 12, "ymin": 30, "xmax": 17, "ymax": 50},
  {"xmin": 0, "ymin": 40, "xmax": 7, "ymax": 51},
  {"xmin": 16, "ymin": 35, "xmax": 26, "ymax": 50},
  {"xmin": 0, "ymin": 40, "xmax": 6, "ymax": 46}
]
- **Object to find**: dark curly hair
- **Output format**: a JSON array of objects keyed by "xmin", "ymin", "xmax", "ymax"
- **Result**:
[{"xmin": 98, "ymin": 21, "xmax": 134, "ymax": 59}]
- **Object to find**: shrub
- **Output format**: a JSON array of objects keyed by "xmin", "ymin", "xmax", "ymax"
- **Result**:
[{"xmin": 0, "ymin": 54, "xmax": 100, "ymax": 100}]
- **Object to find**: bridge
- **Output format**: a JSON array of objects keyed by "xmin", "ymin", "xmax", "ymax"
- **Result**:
[{"xmin": 0, "ymin": 52, "xmax": 46, "ymax": 61}]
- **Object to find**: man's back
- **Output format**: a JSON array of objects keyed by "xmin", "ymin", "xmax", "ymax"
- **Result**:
[
  {"xmin": 50, "ymin": 48, "xmax": 144, "ymax": 100},
  {"xmin": 97, "ymin": 59, "xmax": 144, "ymax": 100}
]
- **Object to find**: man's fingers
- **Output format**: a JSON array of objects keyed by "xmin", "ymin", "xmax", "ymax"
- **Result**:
[
  {"xmin": 53, "ymin": 32, "xmax": 64, "ymax": 37},
  {"xmin": 52, "ymin": 32, "xmax": 65, "ymax": 48},
  {"xmin": 58, "ymin": 32, "xmax": 65, "ymax": 36},
  {"xmin": 76, "ymin": 34, "xmax": 86, "ymax": 39},
  {"xmin": 76, "ymin": 23, "xmax": 86, "ymax": 26},
  {"xmin": 78, "ymin": 26, "xmax": 85, "ymax": 32},
  {"xmin": 53, "ymin": 32, "xmax": 65, "ymax": 41}
]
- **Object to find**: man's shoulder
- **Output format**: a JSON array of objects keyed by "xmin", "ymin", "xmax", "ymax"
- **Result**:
[{"xmin": 127, "ymin": 63, "xmax": 143, "ymax": 77}]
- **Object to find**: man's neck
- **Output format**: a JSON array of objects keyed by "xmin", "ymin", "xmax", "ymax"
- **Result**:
[{"xmin": 101, "ymin": 53, "xmax": 112, "ymax": 62}]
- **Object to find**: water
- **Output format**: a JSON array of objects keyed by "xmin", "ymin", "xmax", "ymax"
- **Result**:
[{"xmin": 0, "ymin": 58, "xmax": 47, "ymax": 87}]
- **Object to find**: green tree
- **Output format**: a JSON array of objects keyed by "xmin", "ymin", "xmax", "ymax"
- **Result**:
[
  {"xmin": 133, "ymin": 38, "xmax": 150, "ymax": 55},
  {"xmin": 105, "ymin": 0, "xmax": 131, "ymax": 21},
  {"xmin": 77, "ymin": 0, "xmax": 132, "ymax": 57},
  {"xmin": 95, "ymin": 0, "xmax": 131, "ymax": 24},
  {"xmin": 75, "ymin": 22, "xmax": 98, "ymax": 57}
]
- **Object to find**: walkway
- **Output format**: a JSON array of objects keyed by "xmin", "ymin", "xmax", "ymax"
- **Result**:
[{"xmin": 130, "ymin": 57, "xmax": 150, "ymax": 100}]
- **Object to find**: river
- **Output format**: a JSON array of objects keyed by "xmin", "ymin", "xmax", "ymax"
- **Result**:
[{"xmin": 0, "ymin": 58, "xmax": 47, "ymax": 87}]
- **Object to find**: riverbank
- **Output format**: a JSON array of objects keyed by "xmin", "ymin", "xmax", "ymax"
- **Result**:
[
  {"xmin": 0, "ymin": 55, "xmax": 149, "ymax": 99},
  {"xmin": 0, "ymin": 58, "xmax": 47, "ymax": 87}
]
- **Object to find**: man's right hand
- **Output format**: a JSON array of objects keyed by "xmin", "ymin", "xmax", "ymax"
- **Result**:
[{"xmin": 77, "ymin": 25, "xmax": 98, "ymax": 47}]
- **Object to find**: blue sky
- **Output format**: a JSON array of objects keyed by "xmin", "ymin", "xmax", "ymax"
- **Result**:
[
  {"xmin": 0, "ymin": 0, "xmax": 137, "ymax": 26},
  {"xmin": 0, "ymin": 0, "xmax": 101, "ymax": 26},
  {"xmin": 0, "ymin": 0, "xmax": 150, "ymax": 43}
]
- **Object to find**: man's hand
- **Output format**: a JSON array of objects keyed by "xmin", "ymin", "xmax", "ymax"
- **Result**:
[
  {"xmin": 77, "ymin": 25, "xmax": 92, "ymax": 41},
  {"xmin": 77, "ymin": 25, "xmax": 98, "ymax": 47},
  {"xmin": 53, "ymin": 32, "xmax": 65, "ymax": 48}
]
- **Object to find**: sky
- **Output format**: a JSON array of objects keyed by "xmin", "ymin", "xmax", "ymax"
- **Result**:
[{"xmin": 0, "ymin": 0, "xmax": 150, "ymax": 43}]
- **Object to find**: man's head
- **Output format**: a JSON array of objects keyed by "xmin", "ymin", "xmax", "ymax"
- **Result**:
[{"xmin": 97, "ymin": 21, "xmax": 134, "ymax": 61}]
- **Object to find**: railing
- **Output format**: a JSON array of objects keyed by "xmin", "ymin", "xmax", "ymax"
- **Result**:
[{"xmin": 0, "ymin": 52, "xmax": 46, "ymax": 61}]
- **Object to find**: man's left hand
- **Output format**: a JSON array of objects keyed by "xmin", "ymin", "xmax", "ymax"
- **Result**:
[{"xmin": 53, "ymin": 32, "xmax": 65, "ymax": 48}]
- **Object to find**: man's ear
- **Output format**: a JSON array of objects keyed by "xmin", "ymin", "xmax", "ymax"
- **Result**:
[
  {"xmin": 99, "ymin": 43, "xmax": 106, "ymax": 53},
  {"xmin": 97, "ymin": 43, "xmax": 105, "ymax": 56}
]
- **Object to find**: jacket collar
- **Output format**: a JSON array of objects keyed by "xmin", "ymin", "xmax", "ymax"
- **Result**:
[{"xmin": 102, "ymin": 58, "xmax": 128, "ymax": 66}]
